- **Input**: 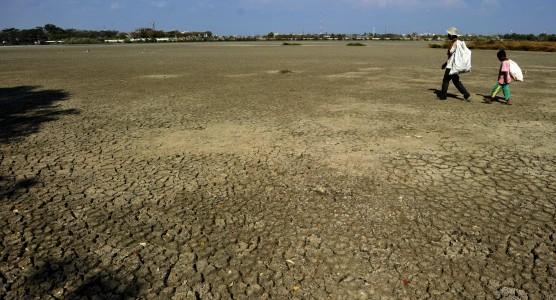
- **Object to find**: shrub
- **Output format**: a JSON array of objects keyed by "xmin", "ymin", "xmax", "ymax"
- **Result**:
[
  {"xmin": 428, "ymin": 40, "xmax": 453, "ymax": 49},
  {"xmin": 347, "ymin": 42, "xmax": 366, "ymax": 46},
  {"xmin": 470, "ymin": 40, "xmax": 556, "ymax": 52},
  {"xmin": 282, "ymin": 42, "xmax": 301, "ymax": 46},
  {"xmin": 63, "ymin": 37, "xmax": 102, "ymax": 44}
]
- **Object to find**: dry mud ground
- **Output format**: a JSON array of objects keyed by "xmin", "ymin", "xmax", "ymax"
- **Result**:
[{"xmin": 1, "ymin": 42, "xmax": 555, "ymax": 299}]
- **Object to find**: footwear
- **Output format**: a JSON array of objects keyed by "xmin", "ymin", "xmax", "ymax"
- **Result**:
[
  {"xmin": 505, "ymin": 99, "xmax": 512, "ymax": 105},
  {"xmin": 464, "ymin": 95, "xmax": 472, "ymax": 102}
]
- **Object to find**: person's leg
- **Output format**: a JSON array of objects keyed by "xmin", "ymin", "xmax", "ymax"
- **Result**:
[
  {"xmin": 451, "ymin": 73, "xmax": 471, "ymax": 100},
  {"xmin": 502, "ymin": 84, "xmax": 512, "ymax": 104},
  {"xmin": 491, "ymin": 83, "xmax": 502, "ymax": 98},
  {"xmin": 439, "ymin": 69, "xmax": 451, "ymax": 100}
]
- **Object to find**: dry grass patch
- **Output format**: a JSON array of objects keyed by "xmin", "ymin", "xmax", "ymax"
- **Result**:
[
  {"xmin": 470, "ymin": 40, "xmax": 556, "ymax": 52},
  {"xmin": 429, "ymin": 40, "xmax": 556, "ymax": 52}
]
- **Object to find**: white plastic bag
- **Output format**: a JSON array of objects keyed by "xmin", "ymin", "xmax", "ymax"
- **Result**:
[
  {"xmin": 509, "ymin": 60, "xmax": 524, "ymax": 81},
  {"xmin": 449, "ymin": 40, "xmax": 472, "ymax": 75}
]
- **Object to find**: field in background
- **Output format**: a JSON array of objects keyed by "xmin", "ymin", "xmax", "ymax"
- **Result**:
[{"xmin": 1, "ymin": 42, "xmax": 556, "ymax": 299}]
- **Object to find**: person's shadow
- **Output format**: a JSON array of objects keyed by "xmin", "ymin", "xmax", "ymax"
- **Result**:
[
  {"xmin": 476, "ymin": 93, "xmax": 506, "ymax": 104},
  {"xmin": 428, "ymin": 88, "xmax": 463, "ymax": 100}
]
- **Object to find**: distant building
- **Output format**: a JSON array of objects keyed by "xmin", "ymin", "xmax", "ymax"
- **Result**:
[{"xmin": 156, "ymin": 37, "xmax": 176, "ymax": 42}]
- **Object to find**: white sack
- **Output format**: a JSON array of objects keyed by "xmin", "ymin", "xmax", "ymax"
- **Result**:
[
  {"xmin": 449, "ymin": 40, "xmax": 472, "ymax": 75},
  {"xmin": 509, "ymin": 59, "xmax": 524, "ymax": 81}
]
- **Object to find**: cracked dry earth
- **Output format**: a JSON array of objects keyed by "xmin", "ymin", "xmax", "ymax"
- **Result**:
[{"xmin": 1, "ymin": 42, "xmax": 555, "ymax": 299}]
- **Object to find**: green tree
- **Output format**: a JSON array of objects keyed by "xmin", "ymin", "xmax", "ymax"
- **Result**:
[{"xmin": 44, "ymin": 24, "xmax": 66, "ymax": 40}]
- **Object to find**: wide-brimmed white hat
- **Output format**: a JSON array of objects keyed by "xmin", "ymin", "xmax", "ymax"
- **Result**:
[{"xmin": 447, "ymin": 27, "xmax": 461, "ymax": 36}]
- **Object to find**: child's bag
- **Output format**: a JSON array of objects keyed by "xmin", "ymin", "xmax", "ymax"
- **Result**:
[{"xmin": 509, "ymin": 60, "xmax": 524, "ymax": 81}]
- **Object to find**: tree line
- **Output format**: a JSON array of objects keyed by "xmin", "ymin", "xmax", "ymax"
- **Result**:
[
  {"xmin": 0, "ymin": 24, "xmax": 214, "ymax": 45},
  {"xmin": 1, "ymin": 24, "xmax": 555, "ymax": 45},
  {"xmin": 499, "ymin": 33, "xmax": 556, "ymax": 42},
  {"xmin": 1, "ymin": 24, "xmax": 123, "ymax": 44}
]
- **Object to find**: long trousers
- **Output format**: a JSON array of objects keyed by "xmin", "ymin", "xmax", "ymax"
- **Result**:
[
  {"xmin": 491, "ymin": 83, "xmax": 511, "ymax": 100},
  {"xmin": 440, "ymin": 68, "xmax": 470, "ymax": 99}
]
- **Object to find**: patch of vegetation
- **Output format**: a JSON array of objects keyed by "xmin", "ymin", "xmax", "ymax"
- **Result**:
[
  {"xmin": 63, "ymin": 38, "xmax": 103, "ymax": 44},
  {"xmin": 347, "ymin": 42, "xmax": 366, "ymax": 46},
  {"xmin": 279, "ymin": 70, "xmax": 294, "ymax": 74},
  {"xmin": 470, "ymin": 40, "xmax": 556, "ymax": 52},
  {"xmin": 282, "ymin": 42, "xmax": 301, "ymax": 46},
  {"xmin": 429, "ymin": 40, "xmax": 556, "ymax": 52},
  {"xmin": 428, "ymin": 40, "xmax": 453, "ymax": 49}
]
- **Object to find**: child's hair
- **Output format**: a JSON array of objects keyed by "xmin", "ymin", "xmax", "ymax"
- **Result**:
[{"xmin": 497, "ymin": 49, "xmax": 507, "ymax": 60}]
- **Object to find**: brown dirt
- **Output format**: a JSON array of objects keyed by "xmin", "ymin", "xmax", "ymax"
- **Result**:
[{"xmin": 1, "ymin": 42, "xmax": 555, "ymax": 299}]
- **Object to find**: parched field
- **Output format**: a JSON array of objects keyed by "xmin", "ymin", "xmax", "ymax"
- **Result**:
[{"xmin": 1, "ymin": 42, "xmax": 555, "ymax": 299}]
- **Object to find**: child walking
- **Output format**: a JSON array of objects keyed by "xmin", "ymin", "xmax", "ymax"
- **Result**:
[{"xmin": 489, "ymin": 49, "xmax": 513, "ymax": 105}]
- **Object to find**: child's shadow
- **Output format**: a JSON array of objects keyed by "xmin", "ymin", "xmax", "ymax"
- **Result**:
[
  {"xmin": 428, "ymin": 89, "xmax": 462, "ymax": 100},
  {"xmin": 476, "ymin": 93, "xmax": 505, "ymax": 104}
]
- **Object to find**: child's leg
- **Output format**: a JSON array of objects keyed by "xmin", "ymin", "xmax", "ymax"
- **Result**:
[
  {"xmin": 491, "ymin": 83, "xmax": 502, "ymax": 98},
  {"xmin": 501, "ymin": 84, "xmax": 511, "ymax": 101}
]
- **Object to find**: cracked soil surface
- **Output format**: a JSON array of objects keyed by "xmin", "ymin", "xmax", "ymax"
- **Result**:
[{"xmin": 1, "ymin": 42, "xmax": 555, "ymax": 299}]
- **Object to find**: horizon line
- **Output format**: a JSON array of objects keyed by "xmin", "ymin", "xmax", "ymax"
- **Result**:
[{"xmin": 1, "ymin": 25, "xmax": 554, "ymax": 36}]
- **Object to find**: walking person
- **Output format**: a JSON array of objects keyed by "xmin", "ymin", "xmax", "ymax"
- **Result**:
[
  {"xmin": 487, "ymin": 49, "xmax": 522, "ymax": 105},
  {"xmin": 439, "ymin": 27, "xmax": 472, "ymax": 101}
]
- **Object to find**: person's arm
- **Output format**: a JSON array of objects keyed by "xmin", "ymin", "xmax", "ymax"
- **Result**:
[
  {"xmin": 442, "ymin": 40, "xmax": 457, "ymax": 69},
  {"xmin": 500, "ymin": 71, "xmax": 509, "ymax": 84},
  {"xmin": 447, "ymin": 40, "xmax": 457, "ymax": 57}
]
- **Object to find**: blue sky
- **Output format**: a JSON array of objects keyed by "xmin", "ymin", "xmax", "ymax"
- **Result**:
[{"xmin": 1, "ymin": 0, "xmax": 554, "ymax": 35}]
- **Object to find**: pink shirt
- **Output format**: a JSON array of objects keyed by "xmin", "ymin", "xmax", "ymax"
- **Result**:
[{"xmin": 498, "ymin": 60, "xmax": 512, "ymax": 84}]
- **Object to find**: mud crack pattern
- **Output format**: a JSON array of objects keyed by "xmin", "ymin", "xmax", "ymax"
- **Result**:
[{"xmin": 1, "ymin": 43, "xmax": 555, "ymax": 299}]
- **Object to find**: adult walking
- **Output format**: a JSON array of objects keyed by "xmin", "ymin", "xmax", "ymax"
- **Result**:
[{"xmin": 439, "ymin": 27, "xmax": 472, "ymax": 101}]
